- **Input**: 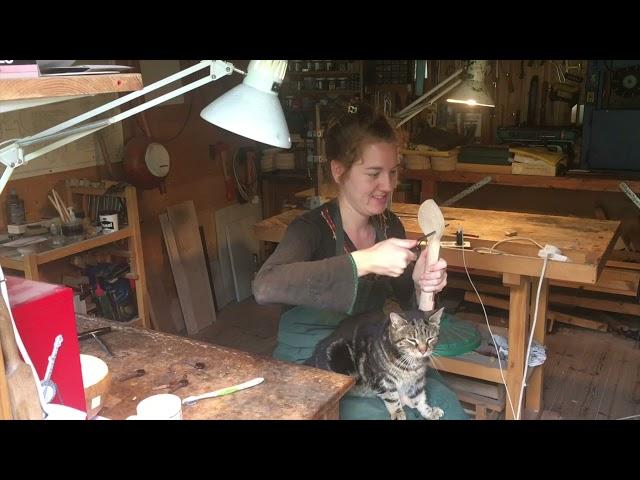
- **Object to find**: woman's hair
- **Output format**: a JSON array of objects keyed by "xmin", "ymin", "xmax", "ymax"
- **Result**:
[{"xmin": 324, "ymin": 103, "xmax": 397, "ymax": 173}]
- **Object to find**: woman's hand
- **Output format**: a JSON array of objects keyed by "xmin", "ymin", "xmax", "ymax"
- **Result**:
[
  {"xmin": 413, "ymin": 247, "xmax": 448, "ymax": 294},
  {"xmin": 351, "ymin": 238, "xmax": 417, "ymax": 277}
]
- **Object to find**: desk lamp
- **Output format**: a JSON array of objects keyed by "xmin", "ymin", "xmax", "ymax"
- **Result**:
[
  {"xmin": 393, "ymin": 60, "xmax": 495, "ymax": 128},
  {"xmin": 0, "ymin": 60, "xmax": 291, "ymax": 419}
]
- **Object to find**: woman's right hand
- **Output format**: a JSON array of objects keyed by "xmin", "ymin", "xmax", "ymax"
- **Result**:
[{"xmin": 351, "ymin": 238, "xmax": 418, "ymax": 277}]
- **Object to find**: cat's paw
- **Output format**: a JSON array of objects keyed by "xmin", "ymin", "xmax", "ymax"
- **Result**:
[
  {"xmin": 425, "ymin": 407, "xmax": 444, "ymax": 420},
  {"xmin": 419, "ymin": 406, "xmax": 444, "ymax": 420},
  {"xmin": 390, "ymin": 410, "xmax": 407, "ymax": 420}
]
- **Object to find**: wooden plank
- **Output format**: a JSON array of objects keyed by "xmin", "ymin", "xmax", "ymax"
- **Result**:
[
  {"xmin": 505, "ymin": 276, "xmax": 530, "ymax": 420},
  {"xmin": 464, "ymin": 291, "xmax": 509, "ymax": 310},
  {"xmin": 548, "ymin": 292, "xmax": 640, "ymax": 316},
  {"xmin": 215, "ymin": 203, "xmax": 262, "ymax": 307},
  {"xmin": 124, "ymin": 186, "xmax": 148, "ymax": 329},
  {"xmin": 552, "ymin": 267, "xmax": 640, "ymax": 297},
  {"xmin": 159, "ymin": 213, "xmax": 200, "ymax": 335},
  {"xmin": 401, "ymin": 169, "xmax": 640, "ymax": 193},
  {"xmin": 547, "ymin": 311, "xmax": 608, "ymax": 332},
  {"xmin": 526, "ymin": 279, "xmax": 549, "ymax": 414},
  {"xmin": 22, "ymin": 254, "xmax": 39, "ymax": 281},
  {"xmin": 225, "ymin": 215, "xmax": 260, "ymax": 302},
  {"xmin": 0, "ymin": 73, "xmax": 143, "ymax": 101},
  {"xmin": 165, "ymin": 202, "xmax": 217, "ymax": 333},
  {"xmin": 429, "ymin": 352, "xmax": 504, "ymax": 384},
  {"xmin": 440, "ymin": 372, "xmax": 504, "ymax": 401}
]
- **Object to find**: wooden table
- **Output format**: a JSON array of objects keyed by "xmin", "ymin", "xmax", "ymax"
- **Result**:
[
  {"xmin": 77, "ymin": 315, "xmax": 354, "ymax": 420},
  {"xmin": 253, "ymin": 203, "xmax": 621, "ymax": 419}
]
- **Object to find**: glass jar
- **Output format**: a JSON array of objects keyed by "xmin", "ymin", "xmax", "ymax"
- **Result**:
[
  {"xmin": 315, "ymin": 78, "xmax": 326, "ymax": 90},
  {"xmin": 327, "ymin": 77, "xmax": 336, "ymax": 91},
  {"xmin": 303, "ymin": 76, "xmax": 314, "ymax": 90},
  {"xmin": 313, "ymin": 60, "xmax": 324, "ymax": 72},
  {"xmin": 337, "ymin": 77, "xmax": 348, "ymax": 90},
  {"xmin": 325, "ymin": 60, "xmax": 334, "ymax": 72}
]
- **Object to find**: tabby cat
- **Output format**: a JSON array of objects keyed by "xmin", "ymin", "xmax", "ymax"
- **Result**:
[{"xmin": 306, "ymin": 307, "xmax": 445, "ymax": 420}]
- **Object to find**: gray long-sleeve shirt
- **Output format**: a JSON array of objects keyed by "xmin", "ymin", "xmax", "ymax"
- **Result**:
[{"xmin": 253, "ymin": 200, "xmax": 417, "ymax": 314}]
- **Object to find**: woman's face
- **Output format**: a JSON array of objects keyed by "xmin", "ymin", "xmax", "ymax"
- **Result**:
[{"xmin": 332, "ymin": 141, "xmax": 399, "ymax": 217}]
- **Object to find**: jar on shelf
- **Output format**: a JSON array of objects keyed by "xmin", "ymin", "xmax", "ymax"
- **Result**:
[
  {"xmin": 303, "ymin": 61, "xmax": 312, "ymax": 72},
  {"xmin": 327, "ymin": 77, "xmax": 336, "ymax": 91},
  {"xmin": 303, "ymin": 76, "xmax": 314, "ymax": 90},
  {"xmin": 315, "ymin": 78, "xmax": 326, "ymax": 90},
  {"xmin": 326, "ymin": 60, "xmax": 334, "ymax": 72},
  {"xmin": 313, "ymin": 60, "xmax": 324, "ymax": 72},
  {"xmin": 291, "ymin": 60, "xmax": 302, "ymax": 72},
  {"xmin": 337, "ymin": 77, "xmax": 348, "ymax": 90}
]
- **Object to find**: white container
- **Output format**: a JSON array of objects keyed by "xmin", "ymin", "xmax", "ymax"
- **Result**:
[
  {"xmin": 127, "ymin": 394, "xmax": 182, "ymax": 420},
  {"xmin": 99, "ymin": 211, "xmax": 119, "ymax": 233}
]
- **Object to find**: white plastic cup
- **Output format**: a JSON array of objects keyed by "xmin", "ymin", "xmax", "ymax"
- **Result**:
[
  {"xmin": 99, "ymin": 211, "xmax": 119, "ymax": 233},
  {"xmin": 127, "ymin": 394, "xmax": 182, "ymax": 420}
]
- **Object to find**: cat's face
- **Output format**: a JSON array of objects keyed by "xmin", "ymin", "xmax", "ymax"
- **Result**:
[{"xmin": 388, "ymin": 308, "xmax": 444, "ymax": 359}]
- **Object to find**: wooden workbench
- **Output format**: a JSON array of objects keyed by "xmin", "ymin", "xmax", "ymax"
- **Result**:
[
  {"xmin": 252, "ymin": 203, "xmax": 621, "ymax": 419},
  {"xmin": 401, "ymin": 169, "xmax": 640, "ymax": 202},
  {"xmin": 76, "ymin": 315, "xmax": 354, "ymax": 420}
]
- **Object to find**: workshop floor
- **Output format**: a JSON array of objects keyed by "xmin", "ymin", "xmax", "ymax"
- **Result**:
[{"xmin": 195, "ymin": 296, "xmax": 640, "ymax": 420}]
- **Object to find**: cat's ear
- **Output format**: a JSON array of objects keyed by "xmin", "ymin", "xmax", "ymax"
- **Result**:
[
  {"xmin": 428, "ymin": 307, "xmax": 445, "ymax": 327},
  {"xmin": 389, "ymin": 312, "xmax": 407, "ymax": 329}
]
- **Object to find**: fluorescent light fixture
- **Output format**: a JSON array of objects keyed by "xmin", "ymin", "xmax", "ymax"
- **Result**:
[{"xmin": 446, "ymin": 60, "xmax": 495, "ymax": 108}]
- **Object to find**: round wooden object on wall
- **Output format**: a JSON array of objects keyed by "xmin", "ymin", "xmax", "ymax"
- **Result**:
[{"xmin": 123, "ymin": 137, "xmax": 171, "ymax": 190}]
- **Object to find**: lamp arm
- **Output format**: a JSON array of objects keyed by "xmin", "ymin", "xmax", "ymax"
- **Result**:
[
  {"xmin": 395, "ymin": 79, "xmax": 462, "ymax": 128},
  {"xmin": 395, "ymin": 67, "xmax": 464, "ymax": 117},
  {"xmin": 0, "ymin": 60, "xmax": 237, "ymax": 188}
]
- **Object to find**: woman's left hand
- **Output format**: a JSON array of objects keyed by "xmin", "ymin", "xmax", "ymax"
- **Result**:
[{"xmin": 413, "ymin": 250, "xmax": 448, "ymax": 294}]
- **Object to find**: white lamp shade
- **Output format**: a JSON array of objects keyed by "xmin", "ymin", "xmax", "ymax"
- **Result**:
[
  {"xmin": 446, "ymin": 60, "xmax": 495, "ymax": 108},
  {"xmin": 201, "ymin": 82, "xmax": 291, "ymax": 149}
]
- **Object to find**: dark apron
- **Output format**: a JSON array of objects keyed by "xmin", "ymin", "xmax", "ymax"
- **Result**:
[
  {"xmin": 271, "ymin": 206, "xmax": 468, "ymax": 419},
  {"xmin": 273, "ymin": 206, "xmax": 388, "ymax": 364}
]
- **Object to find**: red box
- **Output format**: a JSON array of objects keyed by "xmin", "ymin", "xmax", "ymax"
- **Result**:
[{"xmin": 7, "ymin": 276, "xmax": 85, "ymax": 413}]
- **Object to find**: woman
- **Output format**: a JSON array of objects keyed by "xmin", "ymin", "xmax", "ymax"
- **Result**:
[{"xmin": 253, "ymin": 104, "xmax": 467, "ymax": 419}]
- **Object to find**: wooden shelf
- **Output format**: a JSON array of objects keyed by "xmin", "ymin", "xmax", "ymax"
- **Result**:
[
  {"xmin": 401, "ymin": 169, "xmax": 640, "ymax": 193},
  {"xmin": 0, "ymin": 73, "xmax": 143, "ymax": 112},
  {"xmin": 286, "ymin": 70, "xmax": 359, "ymax": 77},
  {"xmin": 282, "ymin": 90, "xmax": 361, "ymax": 96}
]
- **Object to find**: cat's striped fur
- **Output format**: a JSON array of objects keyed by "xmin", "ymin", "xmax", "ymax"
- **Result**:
[{"xmin": 307, "ymin": 308, "xmax": 445, "ymax": 420}]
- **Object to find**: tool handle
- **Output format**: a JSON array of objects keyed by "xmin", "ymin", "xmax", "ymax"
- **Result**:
[
  {"xmin": 0, "ymin": 295, "xmax": 21, "ymax": 372},
  {"xmin": 418, "ymin": 238, "xmax": 441, "ymax": 311},
  {"xmin": 43, "ymin": 335, "xmax": 63, "ymax": 382},
  {"xmin": 182, "ymin": 377, "xmax": 264, "ymax": 405}
]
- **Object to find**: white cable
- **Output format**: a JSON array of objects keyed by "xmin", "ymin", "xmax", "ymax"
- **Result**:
[
  {"xmin": 460, "ymin": 234, "xmax": 517, "ymax": 420},
  {"xmin": 616, "ymin": 413, "xmax": 640, "ymax": 420},
  {"xmin": 516, "ymin": 254, "xmax": 549, "ymax": 420}
]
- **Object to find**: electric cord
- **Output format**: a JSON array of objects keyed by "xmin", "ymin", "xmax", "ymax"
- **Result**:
[
  {"xmin": 460, "ymin": 232, "xmax": 518, "ymax": 419},
  {"xmin": 456, "ymin": 232, "xmax": 554, "ymax": 420}
]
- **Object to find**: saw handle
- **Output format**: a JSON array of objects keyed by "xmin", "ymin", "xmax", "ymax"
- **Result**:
[{"xmin": 418, "ymin": 236, "xmax": 441, "ymax": 311}]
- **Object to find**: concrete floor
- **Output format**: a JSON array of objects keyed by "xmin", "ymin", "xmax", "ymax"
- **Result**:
[{"xmin": 192, "ymin": 297, "xmax": 281, "ymax": 356}]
